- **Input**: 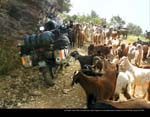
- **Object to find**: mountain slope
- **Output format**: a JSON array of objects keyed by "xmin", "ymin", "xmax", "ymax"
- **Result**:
[{"xmin": 0, "ymin": 0, "xmax": 54, "ymax": 40}]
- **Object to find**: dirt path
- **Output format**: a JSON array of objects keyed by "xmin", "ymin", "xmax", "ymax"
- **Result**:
[
  {"xmin": 20, "ymin": 60, "xmax": 87, "ymax": 109},
  {"xmin": 0, "ymin": 45, "xmax": 88, "ymax": 109}
]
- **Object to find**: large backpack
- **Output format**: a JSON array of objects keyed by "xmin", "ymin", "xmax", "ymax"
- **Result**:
[
  {"xmin": 53, "ymin": 34, "xmax": 70, "ymax": 50},
  {"xmin": 23, "ymin": 31, "xmax": 55, "ymax": 50},
  {"xmin": 24, "ymin": 34, "xmax": 38, "ymax": 49},
  {"xmin": 38, "ymin": 31, "xmax": 55, "ymax": 48}
]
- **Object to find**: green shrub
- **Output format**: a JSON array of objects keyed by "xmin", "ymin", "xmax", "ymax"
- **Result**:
[{"xmin": 126, "ymin": 35, "xmax": 148, "ymax": 43}]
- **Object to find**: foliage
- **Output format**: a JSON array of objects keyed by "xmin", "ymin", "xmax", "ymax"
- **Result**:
[
  {"xmin": 126, "ymin": 35, "xmax": 147, "ymax": 43},
  {"xmin": 110, "ymin": 15, "xmax": 125, "ymax": 28},
  {"xmin": 61, "ymin": 11, "xmax": 102, "ymax": 24},
  {"xmin": 57, "ymin": 0, "xmax": 72, "ymax": 13},
  {"xmin": 127, "ymin": 23, "xmax": 143, "ymax": 36},
  {"xmin": 91, "ymin": 10, "xmax": 99, "ymax": 18}
]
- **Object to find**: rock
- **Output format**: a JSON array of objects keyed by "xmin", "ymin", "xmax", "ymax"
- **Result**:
[
  {"xmin": 62, "ymin": 88, "xmax": 73, "ymax": 94},
  {"xmin": 17, "ymin": 102, "xmax": 22, "ymax": 107},
  {"xmin": 32, "ymin": 91, "xmax": 42, "ymax": 96},
  {"xmin": 54, "ymin": 85, "xmax": 60, "ymax": 90},
  {"xmin": 30, "ymin": 97, "xmax": 35, "ymax": 101},
  {"xmin": 29, "ymin": 90, "xmax": 42, "ymax": 96}
]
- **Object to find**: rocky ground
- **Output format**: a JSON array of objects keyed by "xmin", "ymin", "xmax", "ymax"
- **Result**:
[
  {"xmin": 19, "ymin": 62, "xmax": 86, "ymax": 109},
  {"xmin": 0, "ymin": 47, "xmax": 88, "ymax": 109}
]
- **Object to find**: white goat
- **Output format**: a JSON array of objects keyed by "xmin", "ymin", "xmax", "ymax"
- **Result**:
[
  {"xmin": 114, "ymin": 71, "xmax": 135, "ymax": 102},
  {"xmin": 128, "ymin": 44, "xmax": 136, "ymax": 62},
  {"xmin": 111, "ymin": 58, "xmax": 135, "ymax": 102},
  {"xmin": 128, "ymin": 44, "xmax": 143, "ymax": 66},
  {"xmin": 134, "ymin": 44, "xmax": 143, "ymax": 66},
  {"xmin": 119, "ymin": 56, "xmax": 150, "ymax": 102}
]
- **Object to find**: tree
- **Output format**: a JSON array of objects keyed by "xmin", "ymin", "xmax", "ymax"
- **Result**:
[
  {"xmin": 91, "ymin": 10, "xmax": 99, "ymax": 18},
  {"xmin": 110, "ymin": 15, "xmax": 125, "ymax": 28},
  {"xmin": 57, "ymin": 0, "xmax": 72, "ymax": 13},
  {"xmin": 101, "ymin": 18, "xmax": 107, "ymax": 26},
  {"xmin": 127, "ymin": 23, "xmax": 142, "ymax": 36},
  {"xmin": 92, "ymin": 17, "xmax": 101, "ymax": 24},
  {"xmin": 72, "ymin": 15, "xmax": 77, "ymax": 21}
]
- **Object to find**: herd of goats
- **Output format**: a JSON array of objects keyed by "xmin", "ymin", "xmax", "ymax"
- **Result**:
[{"xmin": 66, "ymin": 23, "xmax": 150, "ymax": 109}]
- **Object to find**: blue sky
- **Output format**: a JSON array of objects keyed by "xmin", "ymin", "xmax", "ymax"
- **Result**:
[{"xmin": 68, "ymin": 0, "xmax": 150, "ymax": 32}]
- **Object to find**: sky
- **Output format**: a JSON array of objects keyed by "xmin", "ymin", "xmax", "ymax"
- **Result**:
[{"xmin": 68, "ymin": 0, "xmax": 150, "ymax": 32}]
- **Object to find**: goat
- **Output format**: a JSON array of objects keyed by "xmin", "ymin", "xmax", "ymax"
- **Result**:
[
  {"xmin": 128, "ymin": 44, "xmax": 136, "ymax": 62},
  {"xmin": 127, "ymin": 44, "xmax": 144, "ymax": 67},
  {"xmin": 143, "ymin": 45, "xmax": 149, "ymax": 61},
  {"xmin": 116, "ymin": 43, "xmax": 129, "ymax": 59},
  {"xmin": 109, "ymin": 57, "xmax": 135, "ymax": 102},
  {"xmin": 70, "ymin": 51, "xmax": 103, "ymax": 72},
  {"xmin": 110, "ymin": 38, "xmax": 122, "ymax": 56},
  {"xmin": 134, "ymin": 44, "xmax": 143, "ymax": 67},
  {"xmin": 119, "ymin": 56, "xmax": 150, "ymax": 102},
  {"xmin": 88, "ymin": 44, "xmax": 112, "ymax": 58},
  {"xmin": 71, "ymin": 59, "xmax": 119, "ymax": 109},
  {"xmin": 114, "ymin": 71, "xmax": 135, "ymax": 102}
]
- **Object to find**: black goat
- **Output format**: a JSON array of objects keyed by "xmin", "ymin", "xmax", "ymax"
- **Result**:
[
  {"xmin": 71, "ymin": 59, "xmax": 119, "ymax": 109},
  {"xmin": 70, "ymin": 51, "xmax": 103, "ymax": 72},
  {"xmin": 133, "ymin": 38, "xmax": 150, "ymax": 46}
]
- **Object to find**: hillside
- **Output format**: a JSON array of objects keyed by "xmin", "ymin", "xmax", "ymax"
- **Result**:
[
  {"xmin": 0, "ymin": 0, "xmax": 87, "ymax": 109},
  {"xmin": 0, "ymin": 0, "xmax": 54, "ymax": 40},
  {"xmin": 0, "ymin": 0, "xmax": 60, "ymax": 75}
]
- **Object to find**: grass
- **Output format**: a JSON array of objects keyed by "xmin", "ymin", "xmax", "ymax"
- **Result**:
[{"xmin": 124, "ymin": 35, "xmax": 149, "ymax": 43}]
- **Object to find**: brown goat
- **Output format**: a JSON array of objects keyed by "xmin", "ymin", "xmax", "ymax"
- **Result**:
[
  {"xmin": 71, "ymin": 59, "xmax": 118, "ymax": 108},
  {"xmin": 74, "ymin": 24, "xmax": 86, "ymax": 48},
  {"xmin": 88, "ymin": 44, "xmax": 112, "ymax": 58},
  {"xmin": 117, "ymin": 43, "xmax": 129, "ymax": 59},
  {"xmin": 143, "ymin": 45, "xmax": 149, "ymax": 61}
]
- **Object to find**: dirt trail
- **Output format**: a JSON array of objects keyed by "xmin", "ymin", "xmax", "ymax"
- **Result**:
[
  {"xmin": 0, "ymin": 55, "xmax": 87, "ymax": 109},
  {"xmin": 20, "ymin": 60, "xmax": 87, "ymax": 109}
]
